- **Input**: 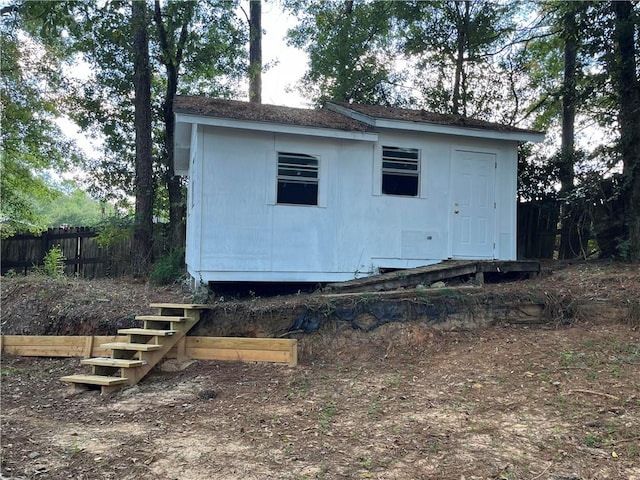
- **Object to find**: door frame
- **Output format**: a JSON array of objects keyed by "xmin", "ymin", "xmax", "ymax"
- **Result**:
[{"xmin": 447, "ymin": 146, "xmax": 498, "ymax": 259}]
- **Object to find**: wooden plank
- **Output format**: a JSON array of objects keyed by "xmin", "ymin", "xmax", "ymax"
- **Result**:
[
  {"xmin": 117, "ymin": 328, "xmax": 177, "ymax": 336},
  {"xmin": 1, "ymin": 335, "xmax": 297, "ymax": 365},
  {"xmin": 187, "ymin": 337, "xmax": 296, "ymax": 352},
  {"xmin": 149, "ymin": 303, "xmax": 212, "ymax": 309},
  {"xmin": 100, "ymin": 342, "xmax": 162, "ymax": 352},
  {"xmin": 175, "ymin": 336, "xmax": 187, "ymax": 361},
  {"xmin": 135, "ymin": 315, "xmax": 187, "ymax": 322},
  {"xmin": 186, "ymin": 347, "xmax": 291, "ymax": 363},
  {"xmin": 289, "ymin": 341, "xmax": 298, "ymax": 367},
  {"xmin": 478, "ymin": 260, "xmax": 540, "ymax": 273},
  {"xmin": 81, "ymin": 358, "xmax": 146, "ymax": 368},
  {"xmin": 2, "ymin": 336, "xmax": 86, "ymax": 347},
  {"xmin": 60, "ymin": 374, "xmax": 127, "ymax": 386},
  {"xmin": 3, "ymin": 346, "xmax": 85, "ymax": 357},
  {"xmin": 83, "ymin": 336, "xmax": 94, "ymax": 359},
  {"xmin": 327, "ymin": 260, "xmax": 480, "ymax": 293},
  {"xmin": 323, "ymin": 285, "xmax": 481, "ymax": 299},
  {"xmin": 91, "ymin": 336, "xmax": 126, "ymax": 357}
]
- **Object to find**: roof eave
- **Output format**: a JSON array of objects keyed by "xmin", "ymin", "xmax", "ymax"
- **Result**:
[
  {"xmin": 373, "ymin": 118, "xmax": 546, "ymax": 143},
  {"xmin": 325, "ymin": 102, "xmax": 545, "ymax": 143}
]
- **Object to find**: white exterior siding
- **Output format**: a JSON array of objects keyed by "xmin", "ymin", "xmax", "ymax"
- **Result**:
[{"xmin": 185, "ymin": 124, "xmax": 519, "ymax": 283}]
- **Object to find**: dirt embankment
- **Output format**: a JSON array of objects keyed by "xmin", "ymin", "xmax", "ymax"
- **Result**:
[
  {"xmin": 1, "ymin": 260, "xmax": 639, "ymax": 480},
  {"xmin": 1, "ymin": 260, "xmax": 638, "ymax": 340}
]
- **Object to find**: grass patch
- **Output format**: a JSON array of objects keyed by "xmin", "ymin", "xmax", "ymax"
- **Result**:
[
  {"xmin": 288, "ymin": 376, "xmax": 310, "ymax": 399},
  {"xmin": 318, "ymin": 402, "xmax": 337, "ymax": 432},
  {"xmin": 0, "ymin": 366, "xmax": 24, "ymax": 376},
  {"xmin": 367, "ymin": 395, "xmax": 382, "ymax": 419}
]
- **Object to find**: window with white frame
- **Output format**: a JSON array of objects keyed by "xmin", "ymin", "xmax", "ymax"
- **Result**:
[
  {"xmin": 381, "ymin": 146, "xmax": 420, "ymax": 197},
  {"xmin": 277, "ymin": 152, "xmax": 319, "ymax": 205}
]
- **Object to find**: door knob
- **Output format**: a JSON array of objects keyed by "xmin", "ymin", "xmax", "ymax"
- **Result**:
[{"xmin": 454, "ymin": 209, "xmax": 459, "ymax": 214}]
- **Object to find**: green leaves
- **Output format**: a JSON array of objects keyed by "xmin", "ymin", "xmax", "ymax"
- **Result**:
[
  {"xmin": 285, "ymin": 0, "xmax": 401, "ymax": 105},
  {"xmin": 0, "ymin": 7, "xmax": 85, "ymax": 236}
]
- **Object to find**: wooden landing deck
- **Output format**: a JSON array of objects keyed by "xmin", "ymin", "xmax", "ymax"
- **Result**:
[{"xmin": 327, "ymin": 260, "xmax": 540, "ymax": 294}]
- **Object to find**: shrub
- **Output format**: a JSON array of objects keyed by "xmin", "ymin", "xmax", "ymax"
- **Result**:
[
  {"xmin": 150, "ymin": 248, "xmax": 185, "ymax": 285},
  {"xmin": 42, "ymin": 245, "xmax": 66, "ymax": 278}
]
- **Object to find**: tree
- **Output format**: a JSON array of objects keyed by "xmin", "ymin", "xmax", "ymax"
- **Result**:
[
  {"xmin": 285, "ymin": 0, "xmax": 401, "ymax": 105},
  {"xmin": 152, "ymin": 0, "xmax": 246, "ymax": 247},
  {"xmin": 396, "ymin": 0, "xmax": 521, "ymax": 120},
  {"xmin": 131, "ymin": 0, "xmax": 154, "ymax": 276},
  {"xmin": 0, "ymin": 3, "xmax": 84, "ymax": 237},
  {"xmin": 521, "ymin": 1, "xmax": 640, "ymax": 259},
  {"xmin": 557, "ymin": 3, "xmax": 581, "ymax": 259},
  {"xmin": 248, "ymin": 0, "xmax": 261, "ymax": 103},
  {"xmin": 33, "ymin": 187, "xmax": 114, "ymax": 227},
  {"xmin": 611, "ymin": 0, "xmax": 640, "ymax": 260},
  {"xmin": 64, "ymin": 1, "xmax": 246, "ymax": 252},
  {"xmin": 153, "ymin": 0, "xmax": 195, "ymax": 249}
]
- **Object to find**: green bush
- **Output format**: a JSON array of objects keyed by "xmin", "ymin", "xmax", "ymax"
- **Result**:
[
  {"xmin": 150, "ymin": 248, "xmax": 185, "ymax": 285},
  {"xmin": 42, "ymin": 245, "xmax": 66, "ymax": 278},
  {"xmin": 95, "ymin": 216, "xmax": 133, "ymax": 248}
]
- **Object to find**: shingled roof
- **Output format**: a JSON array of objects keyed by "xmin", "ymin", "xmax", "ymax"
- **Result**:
[
  {"xmin": 174, "ymin": 95, "xmax": 542, "ymax": 137},
  {"xmin": 326, "ymin": 101, "xmax": 541, "ymax": 135},
  {"xmin": 173, "ymin": 96, "xmax": 374, "ymax": 133}
]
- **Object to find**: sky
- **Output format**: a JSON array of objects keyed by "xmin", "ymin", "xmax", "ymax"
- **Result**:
[{"xmin": 259, "ymin": 3, "xmax": 307, "ymax": 108}]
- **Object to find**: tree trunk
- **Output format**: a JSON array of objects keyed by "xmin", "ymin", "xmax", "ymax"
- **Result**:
[
  {"xmin": 451, "ymin": 0, "xmax": 469, "ymax": 115},
  {"xmin": 557, "ymin": 6, "xmax": 580, "ymax": 259},
  {"xmin": 153, "ymin": 0, "xmax": 189, "ymax": 250},
  {"xmin": 131, "ymin": 0, "xmax": 154, "ymax": 277},
  {"xmin": 249, "ymin": 0, "xmax": 262, "ymax": 103},
  {"xmin": 612, "ymin": 1, "xmax": 640, "ymax": 260},
  {"xmin": 163, "ymin": 67, "xmax": 186, "ymax": 249}
]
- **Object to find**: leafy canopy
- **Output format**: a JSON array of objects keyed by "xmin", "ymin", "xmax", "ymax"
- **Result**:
[{"xmin": 0, "ymin": 5, "xmax": 85, "ymax": 237}]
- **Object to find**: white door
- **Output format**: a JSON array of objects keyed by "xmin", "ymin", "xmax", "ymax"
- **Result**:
[{"xmin": 450, "ymin": 150, "xmax": 496, "ymax": 258}]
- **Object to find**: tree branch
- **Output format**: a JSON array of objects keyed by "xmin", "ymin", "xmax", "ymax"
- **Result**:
[
  {"xmin": 175, "ymin": 4, "xmax": 194, "ymax": 67},
  {"xmin": 153, "ymin": 0, "xmax": 171, "ymax": 65}
]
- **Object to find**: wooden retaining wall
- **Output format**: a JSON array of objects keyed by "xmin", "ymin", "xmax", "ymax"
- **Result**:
[{"xmin": 0, "ymin": 335, "xmax": 297, "ymax": 367}]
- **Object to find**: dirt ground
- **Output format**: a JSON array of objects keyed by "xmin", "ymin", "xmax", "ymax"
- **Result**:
[{"xmin": 1, "ymin": 260, "xmax": 639, "ymax": 480}]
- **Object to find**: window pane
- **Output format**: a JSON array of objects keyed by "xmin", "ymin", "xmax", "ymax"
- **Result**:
[
  {"xmin": 277, "ymin": 152, "xmax": 319, "ymax": 205},
  {"xmin": 383, "ymin": 147, "xmax": 418, "ymax": 159},
  {"xmin": 381, "ymin": 146, "xmax": 420, "ymax": 197},
  {"xmin": 277, "ymin": 181, "xmax": 318, "ymax": 205},
  {"xmin": 382, "ymin": 173, "xmax": 419, "ymax": 196},
  {"xmin": 382, "ymin": 160, "xmax": 418, "ymax": 172}
]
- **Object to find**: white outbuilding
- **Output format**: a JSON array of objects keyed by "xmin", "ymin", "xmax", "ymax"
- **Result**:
[{"xmin": 173, "ymin": 96, "xmax": 544, "ymax": 284}]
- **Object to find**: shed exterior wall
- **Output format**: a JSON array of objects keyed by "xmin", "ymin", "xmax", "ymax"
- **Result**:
[{"xmin": 185, "ymin": 124, "xmax": 518, "ymax": 282}]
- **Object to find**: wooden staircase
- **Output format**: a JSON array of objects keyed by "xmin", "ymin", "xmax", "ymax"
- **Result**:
[{"xmin": 61, "ymin": 303, "xmax": 209, "ymax": 394}]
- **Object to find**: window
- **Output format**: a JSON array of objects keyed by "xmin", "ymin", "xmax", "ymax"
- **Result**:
[
  {"xmin": 382, "ymin": 146, "xmax": 419, "ymax": 196},
  {"xmin": 277, "ymin": 152, "xmax": 319, "ymax": 205}
]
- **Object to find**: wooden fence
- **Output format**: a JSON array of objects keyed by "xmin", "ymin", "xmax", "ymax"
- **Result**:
[
  {"xmin": 1, "ymin": 227, "xmax": 132, "ymax": 278},
  {"xmin": 517, "ymin": 201, "xmax": 559, "ymax": 259}
]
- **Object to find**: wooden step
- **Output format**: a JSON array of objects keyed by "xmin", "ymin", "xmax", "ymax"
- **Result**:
[
  {"xmin": 149, "ymin": 303, "xmax": 210, "ymax": 309},
  {"xmin": 135, "ymin": 315, "xmax": 188, "ymax": 323},
  {"xmin": 100, "ymin": 342, "xmax": 162, "ymax": 352},
  {"xmin": 80, "ymin": 357, "xmax": 147, "ymax": 368},
  {"xmin": 117, "ymin": 328, "xmax": 177, "ymax": 336},
  {"xmin": 60, "ymin": 374, "xmax": 128, "ymax": 386}
]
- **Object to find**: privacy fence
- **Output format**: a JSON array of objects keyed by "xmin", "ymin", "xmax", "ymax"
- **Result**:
[
  {"xmin": 517, "ymin": 201, "xmax": 559, "ymax": 259},
  {"xmin": 1, "ymin": 227, "xmax": 133, "ymax": 278}
]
